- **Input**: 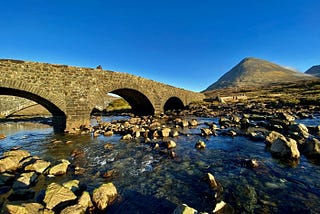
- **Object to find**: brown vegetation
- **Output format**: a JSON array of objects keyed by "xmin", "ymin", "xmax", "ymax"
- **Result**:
[{"xmin": 204, "ymin": 80, "xmax": 320, "ymax": 107}]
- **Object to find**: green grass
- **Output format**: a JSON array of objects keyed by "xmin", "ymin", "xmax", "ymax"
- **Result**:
[{"xmin": 106, "ymin": 98, "xmax": 131, "ymax": 112}]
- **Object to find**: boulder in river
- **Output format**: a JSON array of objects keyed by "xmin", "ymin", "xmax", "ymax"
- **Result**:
[
  {"xmin": 78, "ymin": 191, "xmax": 94, "ymax": 210},
  {"xmin": 189, "ymin": 119, "xmax": 199, "ymax": 127},
  {"xmin": 205, "ymin": 172, "xmax": 218, "ymax": 188},
  {"xmin": 270, "ymin": 137, "xmax": 300, "ymax": 159},
  {"xmin": 0, "ymin": 134, "xmax": 6, "ymax": 139},
  {"xmin": 12, "ymin": 171, "xmax": 38, "ymax": 189},
  {"xmin": 177, "ymin": 119, "xmax": 189, "ymax": 127},
  {"xmin": 171, "ymin": 129, "xmax": 180, "ymax": 138},
  {"xmin": 62, "ymin": 179, "xmax": 81, "ymax": 193},
  {"xmin": 92, "ymin": 182, "xmax": 118, "ymax": 211},
  {"xmin": 24, "ymin": 159, "xmax": 51, "ymax": 174},
  {"xmin": 103, "ymin": 130, "xmax": 114, "ymax": 137},
  {"xmin": 121, "ymin": 134, "xmax": 133, "ymax": 140},
  {"xmin": 201, "ymin": 128, "xmax": 212, "ymax": 136},
  {"xmin": 213, "ymin": 201, "xmax": 227, "ymax": 213},
  {"xmin": 265, "ymin": 131, "xmax": 285, "ymax": 146},
  {"xmin": 60, "ymin": 204, "xmax": 86, "ymax": 214},
  {"xmin": 161, "ymin": 127, "xmax": 171, "ymax": 138},
  {"xmin": 0, "ymin": 150, "xmax": 31, "ymax": 173},
  {"xmin": 195, "ymin": 140, "xmax": 206, "ymax": 149},
  {"xmin": 48, "ymin": 159, "xmax": 70, "ymax": 176},
  {"xmin": 43, "ymin": 182, "xmax": 77, "ymax": 210},
  {"xmin": 165, "ymin": 140, "xmax": 177, "ymax": 149},
  {"xmin": 277, "ymin": 112, "xmax": 295, "ymax": 122},
  {"xmin": 172, "ymin": 204, "xmax": 198, "ymax": 214},
  {"xmin": 241, "ymin": 159, "xmax": 259, "ymax": 168},
  {"xmin": 304, "ymin": 138, "xmax": 320, "ymax": 158},
  {"xmin": 5, "ymin": 202, "xmax": 44, "ymax": 214}
]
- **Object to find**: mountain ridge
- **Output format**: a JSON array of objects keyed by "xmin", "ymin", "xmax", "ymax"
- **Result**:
[
  {"xmin": 204, "ymin": 57, "xmax": 316, "ymax": 91},
  {"xmin": 305, "ymin": 65, "xmax": 320, "ymax": 77}
]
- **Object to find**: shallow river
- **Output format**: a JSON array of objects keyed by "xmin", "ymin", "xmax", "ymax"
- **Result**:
[{"xmin": 0, "ymin": 116, "xmax": 320, "ymax": 213}]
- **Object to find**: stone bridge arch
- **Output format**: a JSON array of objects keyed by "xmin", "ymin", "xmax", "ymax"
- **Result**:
[
  {"xmin": 109, "ymin": 88, "xmax": 155, "ymax": 115},
  {"xmin": 0, "ymin": 80, "xmax": 67, "ymax": 132},
  {"xmin": 163, "ymin": 96, "xmax": 185, "ymax": 112}
]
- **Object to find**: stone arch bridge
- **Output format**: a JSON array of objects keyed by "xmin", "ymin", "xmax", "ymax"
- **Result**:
[{"xmin": 0, "ymin": 59, "xmax": 204, "ymax": 132}]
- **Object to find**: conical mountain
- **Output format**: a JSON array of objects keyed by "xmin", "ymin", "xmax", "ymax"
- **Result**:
[
  {"xmin": 205, "ymin": 57, "xmax": 316, "ymax": 91},
  {"xmin": 305, "ymin": 65, "xmax": 320, "ymax": 77}
]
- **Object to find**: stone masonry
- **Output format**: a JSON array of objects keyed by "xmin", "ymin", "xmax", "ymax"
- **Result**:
[
  {"xmin": 0, "ymin": 59, "xmax": 204, "ymax": 132},
  {"xmin": 0, "ymin": 96, "xmax": 37, "ymax": 118}
]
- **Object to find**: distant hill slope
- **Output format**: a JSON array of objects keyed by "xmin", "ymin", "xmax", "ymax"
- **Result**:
[
  {"xmin": 305, "ymin": 65, "xmax": 320, "ymax": 77},
  {"xmin": 205, "ymin": 57, "xmax": 316, "ymax": 91}
]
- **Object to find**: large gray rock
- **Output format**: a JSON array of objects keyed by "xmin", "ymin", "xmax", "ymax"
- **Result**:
[
  {"xmin": 277, "ymin": 112, "xmax": 295, "ymax": 122},
  {"xmin": 201, "ymin": 128, "xmax": 213, "ymax": 136},
  {"xmin": 195, "ymin": 140, "xmax": 206, "ymax": 149},
  {"xmin": 270, "ymin": 137, "xmax": 300, "ymax": 159},
  {"xmin": 0, "ymin": 150, "xmax": 31, "ymax": 173},
  {"xmin": 24, "ymin": 159, "xmax": 51, "ymax": 174},
  {"xmin": 177, "ymin": 119, "xmax": 189, "ymax": 127},
  {"xmin": 12, "ymin": 172, "xmax": 38, "ymax": 189},
  {"xmin": 48, "ymin": 159, "xmax": 70, "ymax": 176},
  {"xmin": 62, "ymin": 180, "xmax": 80, "ymax": 193},
  {"xmin": 165, "ymin": 140, "xmax": 177, "ymax": 149},
  {"xmin": 189, "ymin": 119, "xmax": 199, "ymax": 126},
  {"xmin": 205, "ymin": 172, "xmax": 218, "ymax": 188},
  {"xmin": 265, "ymin": 131, "xmax": 285, "ymax": 146},
  {"xmin": 78, "ymin": 191, "xmax": 94, "ymax": 210},
  {"xmin": 173, "ymin": 204, "xmax": 198, "ymax": 214},
  {"xmin": 304, "ymin": 138, "xmax": 320, "ymax": 158},
  {"xmin": 121, "ymin": 134, "xmax": 133, "ymax": 140},
  {"xmin": 43, "ymin": 182, "xmax": 77, "ymax": 210},
  {"xmin": 60, "ymin": 204, "xmax": 86, "ymax": 214},
  {"xmin": 161, "ymin": 127, "xmax": 171, "ymax": 138},
  {"xmin": 213, "ymin": 201, "xmax": 227, "ymax": 213},
  {"xmin": 5, "ymin": 202, "xmax": 44, "ymax": 214},
  {"xmin": 2, "ymin": 150, "xmax": 31, "ymax": 160},
  {"xmin": 0, "ymin": 157, "xmax": 20, "ymax": 173},
  {"xmin": 92, "ymin": 183, "xmax": 118, "ymax": 211}
]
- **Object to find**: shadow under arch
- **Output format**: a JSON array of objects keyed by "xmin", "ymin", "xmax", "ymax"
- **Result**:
[
  {"xmin": 109, "ymin": 88, "xmax": 155, "ymax": 115},
  {"xmin": 0, "ymin": 87, "xmax": 66, "ymax": 132},
  {"xmin": 164, "ymin": 97, "xmax": 185, "ymax": 112}
]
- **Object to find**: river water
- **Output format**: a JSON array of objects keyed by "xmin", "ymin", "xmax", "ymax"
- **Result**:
[{"xmin": 0, "ymin": 116, "xmax": 320, "ymax": 213}]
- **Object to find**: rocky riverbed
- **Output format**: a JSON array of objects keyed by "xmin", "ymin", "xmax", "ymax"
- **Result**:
[{"xmin": 0, "ymin": 100, "xmax": 320, "ymax": 213}]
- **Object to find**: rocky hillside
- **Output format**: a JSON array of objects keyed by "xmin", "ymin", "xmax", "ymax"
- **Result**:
[
  {"xmin": 205, "ymin": 57, "xmax": 317, "ymax": 91},
  {"xmin": 305, "ymin": 65, "xmax": 320, "ymax": 77}
]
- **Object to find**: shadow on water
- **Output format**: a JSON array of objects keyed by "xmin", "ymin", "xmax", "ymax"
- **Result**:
[
  {"xmin": 0, "ymin": 116, "xmax": 53, "ymax": 126},
  {"xmin": 108, "ymin": 190, "xmax": 176, "ymax": 214}
]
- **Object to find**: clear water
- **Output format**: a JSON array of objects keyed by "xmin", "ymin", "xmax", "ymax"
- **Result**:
[{"xmin": 0, "ymin": 117, "xmax": 320, "ymax": 213}]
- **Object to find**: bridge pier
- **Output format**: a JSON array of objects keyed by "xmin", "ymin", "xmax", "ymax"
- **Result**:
[
  {"xmin": 65, "ymin": 117, "xmax": 91, "ymax": 132},
  {"xmin": 64, "ymin": 112, "xmax": 91, "ymax": 132}
]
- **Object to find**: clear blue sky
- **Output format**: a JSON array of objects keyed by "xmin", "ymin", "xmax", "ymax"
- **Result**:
[{"xmin": 1, "ymin": 0, "xmax": 319, "ymax": 92}]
